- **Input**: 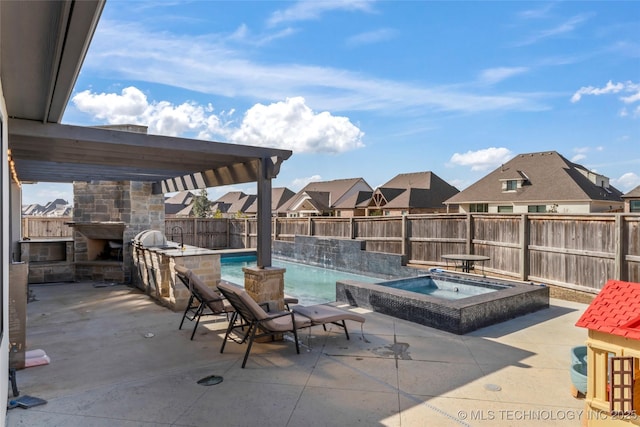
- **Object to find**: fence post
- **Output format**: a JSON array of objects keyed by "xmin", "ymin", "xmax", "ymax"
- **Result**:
[
  {"xmin": 226, "ymin": 218, "xmax": 230, "ymax": 248},
  {"xmin": 308, "ymin": 217, "xmax": 313, "ymax": 236},
  {"xmin": 244, "ymin": 218, "xmax": 249, "ymax": 248},
  {"xmin": 401, "ymin": 215, "xmax": 408, "ymax": 258},
  {"xmin": 350, "ymin": 217, "xmax": 355, "ymax": 239},
  {"xmin": 615, "ymin": 214, "xmax": 624, "ymax": 281},
  {"xmin": 466, "ymin": 214, "xmax": 473, "ymax": 254},
  {"xmin": 22, "ymin": 217, "xmax": 28, "ymax": 239},
  {"xmin": 519, "ymin": 214, "xmax": 530, "ymax": 281},
  {"xmin": 273, "ymin": 216, "xmax": 277, "ymax": 241},
  {"xmin": 194, "ymin": 218, "xmax": 198, "ymax": 247}
]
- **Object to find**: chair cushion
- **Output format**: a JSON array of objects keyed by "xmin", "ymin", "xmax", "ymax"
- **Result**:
[
  {"xmin": 176, "ymin": 265, "xmax": 225, "ymax": 313},
  {"xmin": 264, "ymin": 313, "xmax": 312, "ymax": 332},
  {"xmin": 293, "ymin": 305, "xmax": 365, "ymax": 325}
]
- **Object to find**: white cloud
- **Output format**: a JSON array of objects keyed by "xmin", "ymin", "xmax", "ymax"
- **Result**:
[
  {"xmin": 612, "ymin": 172, "xmax": 640, "ymax": 193},
  {"xmin": 229, "ymin": 97, "xmax": 364, "ymax": 153},
  {"xmin": 517, "ymin": 3, "xmax": 556, "ymax": 19},
  {"xmin": 571, "ymin": 154, "xmax": 586, "ymax": 162},
  {"xmin": 267, "ymin": 0, "xmax": 375, "ymax": 27},
  {"xmin": 621, "ymin": 90, "xmax": 640, "ymax": 104},
  {"xmin": 449, "ymin": 147, "xmax": 514, "ymax": 172},
  {"xmin": 516, "ymin": 14, "xmax": 591, "ymax": 46},
  {"xmin": 72, "ymin": 87, "xmax": 221, "ymax": 137},
  {"xmin": 346, "ymin": 28, "xmax": 396, "ymax": 47},
  {"xmin": 571, "ymin": 79, "xmax": 640, "ymax": 110},
  {"xmin": 571, "ymin": 80, "xmax": 626, "ymax": 103},
  {"xmin": 82, "ymin": 19, "xmax": 548, "ymax": 116},
  {"xmin": 291, "ymin": 175, "xmax": 323, "ymax": 191},
  {"xmin": 572, "ymin": 81, "xmax": 640, "ymax": 118},
  {"xmin": 72, "ymin": 88, "xmax": 364, "ymax": 154},
  {"xmin": 479, "ymin": 67, "xmax": 529, "ymax": 85}
]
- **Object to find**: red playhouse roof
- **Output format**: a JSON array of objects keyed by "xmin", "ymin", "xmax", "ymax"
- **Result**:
[{"xmin": 576, "ymin": 280, "xmax": 640, "ymax": 340}]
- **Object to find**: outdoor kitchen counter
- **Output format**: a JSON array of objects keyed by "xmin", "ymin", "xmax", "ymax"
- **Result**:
[
  {"xmin": 133, "ymin": 243, "xmax": 221, "ymax": 311},
  {"xmin": 146, "ymin": 244, "xmax": 217, "ymax": 257}
]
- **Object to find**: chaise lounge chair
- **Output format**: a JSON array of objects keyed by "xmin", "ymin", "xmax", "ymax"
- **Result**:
[
  {"xmin": 175, "ymin": 265, "xmax": 233, "ymax": 340},
  {"xmin": 216, "ymin": 281, "xmax": 365, "ymax": 368}
]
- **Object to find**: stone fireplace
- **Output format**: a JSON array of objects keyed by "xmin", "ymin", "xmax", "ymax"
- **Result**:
[{"xmin": 70, "ymin": 180, "xmax": 164, "ymax": 283}]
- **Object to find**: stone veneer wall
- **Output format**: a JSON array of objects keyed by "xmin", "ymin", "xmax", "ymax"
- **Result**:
[
  {"xmin": 126, "ymin": 181, "xmax": 165, "ymax": 282},
  {"xmin": 133, "ymin": 247, "xmax": 221, "ymax": 311},
  {"xmin": 272, "ymin": 235, "xmax": 419, "ymax": 279},
  {"xmin": 20, "ymin": 239, "xmax": 74, "ymax": 283},
  {"xmin": 73, "ymin": 180, "xmax": 164, "ymax": 283}
]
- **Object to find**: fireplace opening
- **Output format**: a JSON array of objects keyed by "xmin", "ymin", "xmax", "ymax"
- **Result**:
[{"xmin": 89, "ymin": 239, "xmax": 124, "ymax": 262}]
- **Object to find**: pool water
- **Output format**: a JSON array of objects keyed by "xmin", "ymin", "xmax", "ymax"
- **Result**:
[
  {"xmin": 381, "ymin": 276, "xmax": 501, "ymax": 300},
  {"xmin": 220, "ymin": 255, "xmax": 380, "ymax": 306}
]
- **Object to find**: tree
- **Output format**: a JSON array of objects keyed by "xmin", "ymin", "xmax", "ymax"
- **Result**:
[{"xmin": 192, "ymin": 189, "xmax": 211, "ymax": 218}]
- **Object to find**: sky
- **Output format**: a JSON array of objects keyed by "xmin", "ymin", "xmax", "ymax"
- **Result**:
[{"xmin": 21, "ymin": 0, "xmax": 640, "ymax": 206}]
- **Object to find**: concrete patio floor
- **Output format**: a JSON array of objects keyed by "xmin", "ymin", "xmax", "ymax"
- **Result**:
[{"xmin": 7, "ymin": 281, "xmax": 589, "ymax": 426}]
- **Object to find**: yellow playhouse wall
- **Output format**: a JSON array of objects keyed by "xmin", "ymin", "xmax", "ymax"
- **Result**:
[{"xmin": 584, "ymin": 331, "xmax": 640, "ymax": 426}]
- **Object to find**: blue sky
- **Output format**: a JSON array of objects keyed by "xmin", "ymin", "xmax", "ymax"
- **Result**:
[{"xmin": 22, "ymin": 0, "xmax": 640, "ymax": 205}]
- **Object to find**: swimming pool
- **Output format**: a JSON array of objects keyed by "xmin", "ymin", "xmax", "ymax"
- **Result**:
[{"xmin": 220, "ymin": 255, "xmax": 380, "ymax": 306}]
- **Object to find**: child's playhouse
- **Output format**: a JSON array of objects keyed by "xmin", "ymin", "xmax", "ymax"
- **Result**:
[{"xmin": 576, "ymin": 279, "xmax": 640, "ymax": 426}]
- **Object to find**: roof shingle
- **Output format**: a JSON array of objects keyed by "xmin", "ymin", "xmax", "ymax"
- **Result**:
[{"xmin": 575, "ymin": 280, "xmax": 640, "ymax": 340}]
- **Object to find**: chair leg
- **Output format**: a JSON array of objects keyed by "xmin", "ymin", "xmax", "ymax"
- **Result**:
[
  {"xmin": 178, "ymin": 294, "xmax": 195, "ymax": 330},
  {"xmin": 9, "ymin": 368, "xmax": 18, "ymax": 397},
  {"xmin": 242, "ymin": 323, "xmax": 259, "ymax": 368},
  {"xmin": 190, "ymin": 302, "xmax": 206, "ymax": 340},
  {"xmin": 341, "ymin": 320, "xmax": 350, "ymax": 340},
  {"xmin": 220, "ymin": 312, "xmax": 238, "ymax": 354},
  {"xmin": 292, "ymin": 327, "xmax": 300, "ymax": 354}
]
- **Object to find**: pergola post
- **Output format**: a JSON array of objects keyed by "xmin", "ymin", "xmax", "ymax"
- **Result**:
[{"xmin": 256, "ymin": 157, "xmax": 273, "ymax": 268}]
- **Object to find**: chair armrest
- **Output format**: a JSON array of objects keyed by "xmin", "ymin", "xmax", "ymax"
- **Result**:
[{"xmin": 262, "ymin": 311, "xmax": 294, "ymax": 321}]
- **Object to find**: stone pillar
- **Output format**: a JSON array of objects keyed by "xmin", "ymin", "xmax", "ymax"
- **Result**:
[{"xmin": 243, "ymin": 266, "xmax": 286, "ymax": 341}]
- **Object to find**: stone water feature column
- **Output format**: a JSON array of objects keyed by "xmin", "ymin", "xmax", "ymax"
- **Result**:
[{"xmin": 243, "ymin": 266, "xmax": 286, "ymax": 341}]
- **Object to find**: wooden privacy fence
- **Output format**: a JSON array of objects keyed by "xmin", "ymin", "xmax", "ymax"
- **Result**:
[
  {"xmin": 25, "ymin": 214, "xmax": 638, "ymax": 293},
  {"xmin": 168, "ymin": 214, "xmax": 640, "ymax": 294},
  {"xmin": 22, "ymin": 216, "xmax": 73, "ymax": 238}
]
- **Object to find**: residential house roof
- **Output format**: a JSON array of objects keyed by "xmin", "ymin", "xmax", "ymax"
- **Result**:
[
  {"xmin": 283, "ymin": 178, "xmax": 373, "ymax": 213},
  {"xmin": 370, "ymin": 171, "xmax": 459, "ymax": 210},
  {"xmin": 245, "ymin": 187, "xmax": 296, "ymax": 215},
  {"xmin": 174, "ymin": 204, "xmax": 194, "ymax": 217},
  {"xmin": 335, "ymin": 190, "xmax": 374, "ymax": 209},
  {"xmin": 165, "ymin": 191, "xmax": 194, "ymax": 215},
  {"xmin": 575, "ymin": 280, "xmax": 640, "ymax": 340},
  {"xmin": 211, "ymin": 191, "xmax": 256, "ymax": 215},
  {"xmin": 622, "ymin": 185, "xmax": 640, "ymax": 199},
  {"xmin": 22, "ymin": 199, "xmax": 72, "ymax": 216},
  {"xmin": 445, "ymin": 151, "xmax": 623, "ymax": 204}
]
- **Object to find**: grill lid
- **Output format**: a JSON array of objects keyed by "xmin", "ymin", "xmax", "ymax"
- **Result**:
[{"xmin": 133, "ymin": 230, "xmax": 167, "ymax": 247}]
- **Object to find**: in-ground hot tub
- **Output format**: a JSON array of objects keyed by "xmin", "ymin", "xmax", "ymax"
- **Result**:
[{"xmin": 336, "ymin": 269, "xmax": 549, "ymax": 334}]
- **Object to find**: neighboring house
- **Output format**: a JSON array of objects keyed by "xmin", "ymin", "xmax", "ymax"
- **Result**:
[
  {"xmin": 622, "ymin": 185, "xmax": 640, "ymax": 213},
  {"xmin": 22, "ymin": 198, "xmax": 72, "ymax": 217},
  {"xmin": 366, "ymin": 171, "xmax": 459, "ymax": 216},
  {"xmin": 244, "ymin": 187, "xmax": 296, "ymax": 217},
  {"xmin": 211, "ymin": 191, "xmax": 256, "ymax": 218},
  {"xmin": 575, "ymin": 279, "xmax": 640, "ymax": 425},
  {"xmin": 283, "ymin": 178, "xmax": 373, "ymax": 217},
  {"xmin": 165, "ymin": 191, "xmax": 195, "ymax": 218},
  {"xmin": 334, "ymin": 189, "xmax": 374, "ymax": 217},
  {"xmin": 444, "ymin": 151, "xmax": 624, "ymax": 214}
]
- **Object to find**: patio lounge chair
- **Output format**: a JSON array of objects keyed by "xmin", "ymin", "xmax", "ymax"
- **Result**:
[
  {"xmin": 175, "ymin": 265, "xmax": 233, "ymax": 340},
  {"xmin": 217, "ymin": 281, "xmax": 366, "ymax": 368},
  {"xmin": 217, "ymin": 281, "xmax": 312, "ymax": 368},
  {"xmin": 291, "ymin": 304, "xmax": 365, "ymax": 340}
]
